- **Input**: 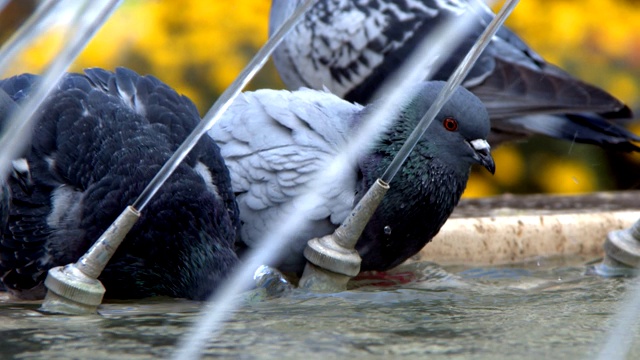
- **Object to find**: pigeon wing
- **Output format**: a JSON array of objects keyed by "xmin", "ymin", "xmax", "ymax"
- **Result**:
[
  {"xmin": 270, "ymin": 0, "xmax": 459, "ymax": 98},
  {"xmin": 84, "ymin": 67, "xmax": 240, "ymax": 225},
  {"xmin": 209, "ymin": 88, "xmax": 362, "ymax": 257},
  {"xmin": 271, "ymin": 0, "xmax": 637, "ymax": 150}
]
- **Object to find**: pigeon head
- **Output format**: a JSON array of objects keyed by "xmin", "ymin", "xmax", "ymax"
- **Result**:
[{"xmin": 401, "ymin": 81, "xmax": 495, "ymax": 175}]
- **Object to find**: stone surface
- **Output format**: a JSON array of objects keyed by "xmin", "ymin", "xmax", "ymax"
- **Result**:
[{"xmin": 413, "ymin": 191, "xmax": 640, "ymax": 265}]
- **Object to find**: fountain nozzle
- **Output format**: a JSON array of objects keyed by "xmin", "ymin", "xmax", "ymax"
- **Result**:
[
  {"xmin": 40, "ymin": 206, "xmax": 140, "ymax": 314},
  {"xmin": 299, "ymin": 179, "xmax": 389, "ymax": 292},
  {"xmin": 596, "ymin": 218, "xmax": 640, "ymax": 277}
]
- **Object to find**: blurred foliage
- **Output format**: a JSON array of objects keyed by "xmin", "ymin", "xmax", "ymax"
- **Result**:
[
  {"xmin": 1, "ymin": 0, "xmax": 639, "ymax": 197},
  {"xmin": 2, "ymin": 0, "xmax": 278, "ymax": 109},
  {"xmin": 467, "ymin": 0, "xmax": 640, "ymax": 197}
]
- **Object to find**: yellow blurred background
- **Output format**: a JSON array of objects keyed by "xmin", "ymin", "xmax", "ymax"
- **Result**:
[{"xmin": 1, "ymin": 0, "xmax": 639, "ymax": 197}]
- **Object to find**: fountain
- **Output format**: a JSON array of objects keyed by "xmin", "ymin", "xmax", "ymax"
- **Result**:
[{"xmin": 0, "ymin": 0, "xmax": 640, "ymax": 359}]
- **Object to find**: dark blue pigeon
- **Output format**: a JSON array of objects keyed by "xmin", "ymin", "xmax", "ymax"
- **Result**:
[
  {"xmin": 269, "ymin": 0, "xmax": 639, "ymax": 150},
  {"xmin": 0, "ymin": 67, "xmax": 239, "ymax": 300},
  {"xmin": 209, "ymin": 81, "xmax": 495, "ymax": 272}
]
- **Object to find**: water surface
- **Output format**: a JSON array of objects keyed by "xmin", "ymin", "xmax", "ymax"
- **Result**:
[{"xmin": 1, "ymin": 257, "xmax": 637, "ymax": 359}]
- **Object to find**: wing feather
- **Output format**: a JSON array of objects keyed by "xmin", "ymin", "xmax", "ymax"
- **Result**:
[
  {"xmin": 270, "ymin": 0, "xmax": 636, "ymax": 150},
  {"xmin": 209, "ymin": 88, "xmax": 363, "ymax": 267}
]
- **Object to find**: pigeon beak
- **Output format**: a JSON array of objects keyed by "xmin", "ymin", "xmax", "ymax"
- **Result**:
[{"xmin": 469, "ymin": 139, "xmax": 495, "ymax": 174}]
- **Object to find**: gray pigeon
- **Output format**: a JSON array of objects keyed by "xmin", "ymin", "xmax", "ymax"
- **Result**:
[
  {"xmin": 209, "ymin": 81, "xmax": 495, "ymax": 273},
  {"xmin": 270, "ymin": 0, "xmax": 639, "ymax": 150},
  {"xmin": 0, "ymin": 67, "xmax": 240, "ymax": 300}
]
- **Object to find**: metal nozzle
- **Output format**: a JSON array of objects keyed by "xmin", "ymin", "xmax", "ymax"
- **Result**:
[
  {"xmin": 596, "ymin": 219, "xmax": 640, "ymax": 277},
  {"xmin": 40, "ymin": 206, "xmax": 140, "ymax": 314},
  {"xmin": 299, "ymin": 179, "xmax": 389, "ymax": 292}
]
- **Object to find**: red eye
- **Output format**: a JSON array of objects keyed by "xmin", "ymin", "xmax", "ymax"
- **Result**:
[{"xmin": 443, "ymin": 117, "xmax": 458, "ymax": 131}]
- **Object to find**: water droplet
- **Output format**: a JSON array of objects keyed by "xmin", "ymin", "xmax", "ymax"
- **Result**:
[{"xmin": 384, "ymin": 226, "xmax": 392, "ymax": 235}]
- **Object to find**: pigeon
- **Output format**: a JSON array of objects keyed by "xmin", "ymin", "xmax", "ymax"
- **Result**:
[
  {"xmin": 0, "ymin": 67, "xmax": 240, "ymax": 300},
  {"xmin": 209, "ymin": 81, "xmax": 495, "ymax": 273},
  {"xmin": 269, "ymin": 0, "xmax": 639, "ymax": 150}
]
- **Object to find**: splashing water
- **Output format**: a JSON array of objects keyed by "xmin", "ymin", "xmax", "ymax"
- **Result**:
[{"xmin": 173, "ymin": 1, "xmax": 516, "ymax": 358}]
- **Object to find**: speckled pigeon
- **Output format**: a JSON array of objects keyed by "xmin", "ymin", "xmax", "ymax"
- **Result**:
[
  {"xmin": 209, "ymin": 81, "xmax": 495, "ymax": 273},
  {"xmin": 270, "ymin": 0, "xmax": 639, "ymax": 150},
  {"xmin": 0, "ymin": 67, "xmax": 239, "ymax": 300}
]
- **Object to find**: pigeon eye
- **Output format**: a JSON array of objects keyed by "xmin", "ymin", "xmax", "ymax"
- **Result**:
[{"xmin": 443, "ymin": 117, "xmax": 458, "ymax": 131}]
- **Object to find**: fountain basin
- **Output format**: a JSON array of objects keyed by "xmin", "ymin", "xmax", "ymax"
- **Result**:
[
  {"xmin": 2, "ymin": 191, "xmax": 640, "ymax": 359},
  {"xmin": 414, "ymin": 191, "xmax": 640, "ymax": 266}
]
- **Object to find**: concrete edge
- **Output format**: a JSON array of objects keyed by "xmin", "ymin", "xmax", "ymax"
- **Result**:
[{"xmin": 410, "ymin": 210, "xmax": 640, "ymax": 266}]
